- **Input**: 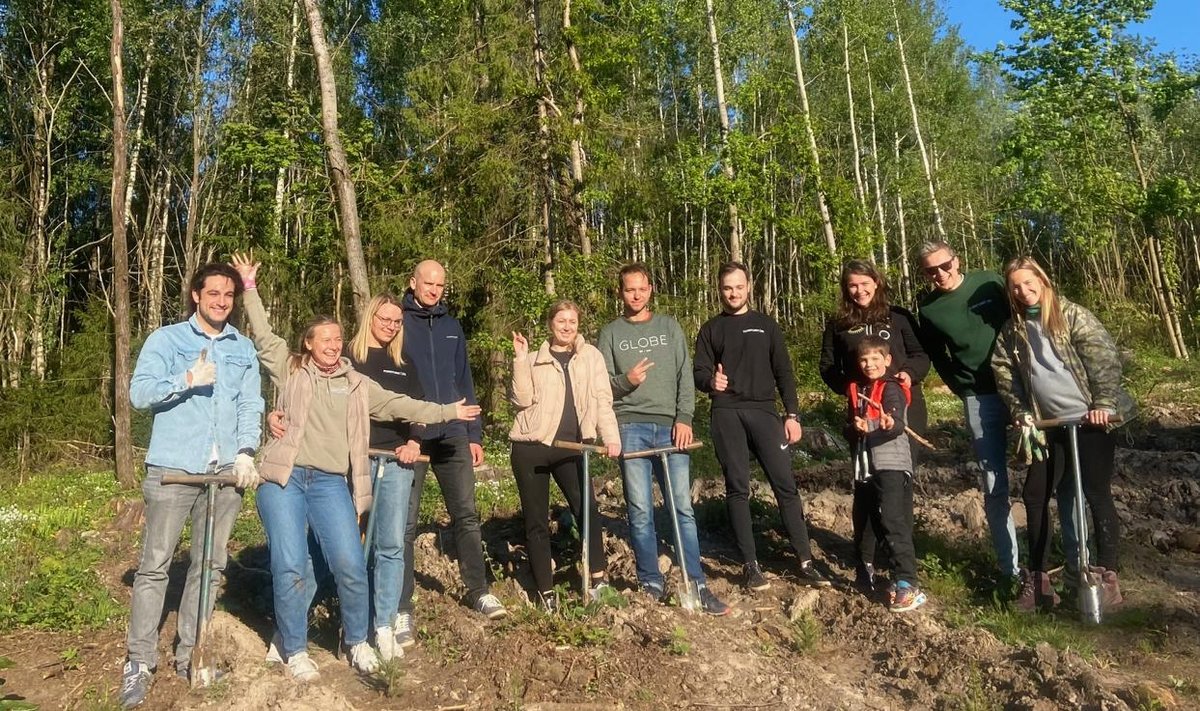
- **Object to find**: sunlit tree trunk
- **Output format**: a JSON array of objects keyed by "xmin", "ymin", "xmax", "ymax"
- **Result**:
[
  {"xmin": 841, "ymin": 17, "xmax": 866, "ymax": 212},
  {"xmin": 110, "ymin": 0, "xmax": 136, "ymax": 488},
  {"xmin": 562, "ymin": 0, "xmax": 589, "ymax": 255},
  {"xmin": 704, "ymin": 0, "xmax": 741, "ymax": 261},
  {"xmin": 785, "ymin": 1, "xmax": 837, "ymax": 256},
  {"xmin": 528, "ymin": 0, "xmax": 555, "ymax": 294},
  {"xmin": 863, "ymin": 45, "xmax": 887, "ymax": 261},
  {"xmin": 274, "ymin": 0, "xmax": 300, "ymax": 246},
  {"xmin": 892, "ymin": 0, "xmax": 945, "ymax": 240}
]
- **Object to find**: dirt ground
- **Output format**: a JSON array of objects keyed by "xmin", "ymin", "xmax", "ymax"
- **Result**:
[{"xmin": 2, "ymin": 407, "xmax": 1199, "ymax": 710}]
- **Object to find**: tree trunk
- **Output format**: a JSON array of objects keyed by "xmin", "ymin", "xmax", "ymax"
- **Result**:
[
  {"xmin": 274, "ymin": 0, "xmax": 301, "ymax": 245},
  {"xmin": 303, "ymin": 0, "xmax": 370, "ymax": 318},
  {"xmin": 110, "ymin": 0, "xmax": 136, "ymax": 488},
  {"xmin": 841, "ymin": 17, "xmax": 866, "ymax": 212},
  {"xmin": 894, "ymin": 131, "xmax": 912, "ymax": 304},
  {"xmin": 892, "ymin": 0, "xmax": 945, "ymax": 240},
  {"xmin": 863, "ymin": 45, "xmax": 888, "ymax": 260},
  {"xmin": 562, "ymin": 0, "xmax": 590, "ymax": 255},
  {"xmin": 785, "ymin": 2, "xmax": 837, "ymax": 256},
  {"xmin": 704, "ymin": 0, "xmax": 740, "ymax": 262},
  {"xmin": 528, "ymin": 0, "xmax": 555, "ymax": 294}
]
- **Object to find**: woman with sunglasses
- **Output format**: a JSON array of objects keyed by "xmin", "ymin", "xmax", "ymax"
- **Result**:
[
  {"xmin": 991, "ymin": 256, "xmax": 1134, "ymax": 612},
  {"xmin": 232, "ymin": 255, "xmax": 479, "ymax": 682},
  {"xmin": 819, "ymin": 260, "xmax": 929, "ymax": 593}
]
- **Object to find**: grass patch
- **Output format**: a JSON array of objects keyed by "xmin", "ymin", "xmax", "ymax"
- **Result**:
[
  {"xmin": 504, "ymin": 583, "xmax": 622, "ymax": 648},
  {"xmin": 0, "ymin": 468, "xmax": 125, "ymax": 632}
]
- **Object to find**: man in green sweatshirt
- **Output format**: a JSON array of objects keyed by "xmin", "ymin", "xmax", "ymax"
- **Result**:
[
  {"xmin": 916, "ymin": 241, "xmax": 1020, "ymax": 580},
  {"xmin": 598, "ymin": 264, "xmax": 729, "ymax": 615}
]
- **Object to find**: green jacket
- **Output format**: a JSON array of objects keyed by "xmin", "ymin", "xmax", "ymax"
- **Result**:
[{"xmin": 991, "ymin": 298, "xmax": 1136, "ymax": 427}]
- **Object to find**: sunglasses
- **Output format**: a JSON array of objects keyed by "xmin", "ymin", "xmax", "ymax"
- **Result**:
[{"xmin": 922, "ymin": 259, "xmax": 955, "ymax": 277}]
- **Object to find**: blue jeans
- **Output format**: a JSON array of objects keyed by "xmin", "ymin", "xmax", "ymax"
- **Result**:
[
  {"xmin": 617, "ymin": 422, "xmax": 704, "ymax": 590},
  {"xmin": 257, "ymin": 467, "xmax": 370, "ymax": 658},
  {"xmin": 963, "ymin": 394, "xmax": 1019, "ymax": 576},
  {"xmin": 369, "ymin": 457, "xmax": 415, "ymax": 628}
]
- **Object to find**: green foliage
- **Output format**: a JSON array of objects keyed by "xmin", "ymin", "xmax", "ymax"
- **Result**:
[
  {"xmin": 788, "ymin": 611, "xmax": 821, "ymax": 654},
  {"xmin": 666, "ymin": 625, "xmax": 691, "ymax": 656}
]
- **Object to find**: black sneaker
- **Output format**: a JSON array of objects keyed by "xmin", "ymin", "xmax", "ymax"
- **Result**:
[
  {"xmin": 743, "ymin": 562, "xmax": 770, "ymax": 592},
  {"xmin": 639, "ymin": 584, "xmax": 664, "ymax": 604},
  {"xmin": 854, "ymin": 563, "xmax": 875, "ymax": 593},
  {"xmin": 798, "ymin": 560, "xmax": 832, "ymax": 587},
  {"xmin": 697, "ymin": 585, "xmax": 730, "ymax": 616}
]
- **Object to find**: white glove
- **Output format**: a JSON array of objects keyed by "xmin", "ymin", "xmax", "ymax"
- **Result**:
[
  {"xmin": 234, "ymin": 452, "xmax": 259, "ymax": 490},
  {"xmin": 188, "ymin": 349, "xmax": 216, "ymax": 388}
]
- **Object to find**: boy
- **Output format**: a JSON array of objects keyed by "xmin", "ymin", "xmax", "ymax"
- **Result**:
[{"xmin": 846, "ymin": 336, "xmax": 926, "ymax": 612}]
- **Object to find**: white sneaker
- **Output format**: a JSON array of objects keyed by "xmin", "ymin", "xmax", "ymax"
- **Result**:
[
  {"xmin": 375, "ymin": 626, "xmax": 403, "ymax": 662},
  {"xmin": 264, "ymin": 629, "xmax": 283, "ymax": 664},
  {"xmin": 286, "ymin": 652, "xmax": 319, "ymax": 683},
  {"xmin": 473, "ymin": 593, "xmax": 508, "ymax": 620},
  {"xmin": 393, "ymin": 612, "xmax": 415, "ymax": 649},
  {"xmin": 348, "ymin": 641, "xmax": 380, "ymax": 674}
]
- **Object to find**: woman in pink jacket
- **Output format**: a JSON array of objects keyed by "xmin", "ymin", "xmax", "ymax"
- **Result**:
[{"xmin": 510, "ymin": 300, "xmax": 621, "ymax": 610}]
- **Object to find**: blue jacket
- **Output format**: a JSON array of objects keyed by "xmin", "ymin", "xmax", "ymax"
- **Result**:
[
  {"xmin": 130, "ymin": 315, "xmax": 264, "ymax": 473},
  {"xmin": 401, "ymin": 290, "xmax": 482, "ymax": 443}
]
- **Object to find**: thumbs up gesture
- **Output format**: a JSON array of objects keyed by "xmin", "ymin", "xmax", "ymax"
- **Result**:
[
  {"xmin": 187, "ymin": 348, "xmax": 217, "ymax": 388},
  {"xmin": 712, "ymin": 363, "xmax": 728, "ymax": 392}
]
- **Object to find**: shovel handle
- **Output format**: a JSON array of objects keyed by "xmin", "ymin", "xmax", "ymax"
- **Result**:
[
  {"xmin": 367, "ymin": 448, "xmax": 431, "ymax": 463},
  {"xmin": 551, "ymin": 439, "xmax": 608, "ymax": 454},
  {"xmin": 621, "ymin": 441, "xmax": 704, "ymax": 459},
  {"xmin": 1034, "ymin": 415, "xmax": 1123, "ymax": 429},
  {"xmin": 161, "ymin": 473, "xmax": 239, "ymax": 487}
]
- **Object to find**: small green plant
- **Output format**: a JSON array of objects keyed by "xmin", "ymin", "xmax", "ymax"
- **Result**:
[
  {"xmin": 59, "ymin": 647, "xmax": 80, "ymax": 671},
  {"xmin": 788, "ymin": 612, "xmax": 821, "ymax": 654},
  {"xmin": 376, "ymin": 657, "xmax": 406, "ymax": 698},
  {"xmin": 667, "ymin": 625, "xmax": 691, "ymax": 656}
]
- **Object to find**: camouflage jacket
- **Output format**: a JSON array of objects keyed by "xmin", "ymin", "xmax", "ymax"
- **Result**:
[{"xmin": 991, "ymin": 298, "xmax": 1136, "ymax": 426}]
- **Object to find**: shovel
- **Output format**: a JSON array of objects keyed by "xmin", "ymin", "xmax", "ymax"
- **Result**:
[
  {"xmin": 552, "ymin": 440, "xmax": 609, "ymax": 598},
  {"xmin": 1036, "ymin": 416, "xmax": 1120, "ymax": 624},
  {"xmin": 364, "ymin": 448, "xmax": 431, "ymax": 558},
  {"xmin": 622, "ymin": 441, "xmax": 705, "ymax": 612},
  {"xmin": 161, "ymin": 472, "xmax": 239, "ymax": 687}
]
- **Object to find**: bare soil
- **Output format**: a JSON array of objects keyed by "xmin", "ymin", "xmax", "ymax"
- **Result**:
[{"xmin": 2, "ymin": 410, "xmax": 1199, "ymax": 710}]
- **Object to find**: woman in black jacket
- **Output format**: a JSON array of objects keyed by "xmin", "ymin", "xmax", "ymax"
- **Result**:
[{"xmin": 819, "ymin": 260, "xmax": 930, "ymax": 592}]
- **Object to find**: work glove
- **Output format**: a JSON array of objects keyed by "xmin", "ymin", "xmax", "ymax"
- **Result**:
[
  {"xmin": 234, "ymin": 452, "xmax": 260, "ymax": 490},
  {"xmin": 1015, "ymin": 413, "xmax": 1047, "ymax": 465},
  {"xmin": 188, "ymin": 349, "xmax": 216, "ymax": 389}
]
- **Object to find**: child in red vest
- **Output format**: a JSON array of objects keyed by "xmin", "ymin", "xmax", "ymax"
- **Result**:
[{"xmin": 847, "ymin": 336, "xmax": 926, "ymax": 612}]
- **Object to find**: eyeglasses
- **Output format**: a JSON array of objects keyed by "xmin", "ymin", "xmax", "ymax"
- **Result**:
[
  {"xmin": 922, "ymin": 259, "xmax": 955, "ymax": 277},
  {"xmin": 373, "ymin": 314, "xmax": 403, "ymax": 328}
]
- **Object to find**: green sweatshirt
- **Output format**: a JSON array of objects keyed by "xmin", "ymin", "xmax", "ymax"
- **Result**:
[
  {"xmin": 916, "ymin": 270, "xmax": 1011, "ymax": 397},
  {"xmin": 596, "ymin": 313, "xmax": 694, "ymax": 427}
]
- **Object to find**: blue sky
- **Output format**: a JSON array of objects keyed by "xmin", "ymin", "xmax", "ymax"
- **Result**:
[{"xmin": 942, "ymin": 0, "xmax": 1198, "ymax": 60}]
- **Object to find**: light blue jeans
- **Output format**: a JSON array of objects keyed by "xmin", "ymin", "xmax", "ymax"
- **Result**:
[
  {"xmin": 963, "ymin": 394, "xmax": 1020, "ymax": 577},
  {"xmin": 368, "ymin": 457, "xmax": 415, "ymax": 628},
  {"xmin": 257, "ymin": 467, "xmax": 370, "ymax": 658},
  {"xmin": 617, "ymin": 422, "xmax": 705, "ymax": 591}
]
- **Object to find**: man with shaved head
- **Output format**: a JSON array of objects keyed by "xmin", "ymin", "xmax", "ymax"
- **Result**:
[{"xmin": 395, "ymin": 259, "xmax": 506, "ymax": 639}]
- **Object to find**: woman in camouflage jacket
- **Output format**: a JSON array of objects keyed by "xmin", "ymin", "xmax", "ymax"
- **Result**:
[{"xmin": 991, "ymin": 256, "xmax": 1135, "ymax": 613}]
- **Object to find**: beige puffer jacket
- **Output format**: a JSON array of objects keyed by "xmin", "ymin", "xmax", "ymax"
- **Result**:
[{"xmin": 508, "ymin": 335, "xmax": 619, "ymax": 447}]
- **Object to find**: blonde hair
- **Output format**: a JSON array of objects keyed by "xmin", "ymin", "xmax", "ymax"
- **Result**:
[
  {"xmin": 288, "ymin": 315, "xmax": 341, "ymax": 373},
  {"xmin": 1003, "ymin": 256, "xmax": 1067, "ymax": 339},
  {"xmin": 350, "ymin": 293, "xmax": 405, "ymax": 366}
]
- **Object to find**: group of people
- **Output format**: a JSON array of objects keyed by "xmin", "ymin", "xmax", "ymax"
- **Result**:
[{"xmin": 117, "ymin": 242, "xmax": 1134, "ymax": 708}]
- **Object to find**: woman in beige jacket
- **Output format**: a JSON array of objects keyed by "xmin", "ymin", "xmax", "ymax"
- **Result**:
[
  {"xmin": 510, "ymin": 300, "xmax": 620, "ymax": 610},
  {"xmin": 232, "ymin": 255, "xmax": 478, "ymax": 682}
]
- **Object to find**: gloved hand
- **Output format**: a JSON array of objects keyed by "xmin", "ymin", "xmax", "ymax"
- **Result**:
[
  {"xmin": 234, "ymin": 452, "xmax": 259, "ymax": 489},
  {"xmin": 188, "ymin": 349, "xmax": 216, "ymax": 388},
  {"xmin": 1015, "ymin": 413, "xmax": 1047, "ymax": 465}
]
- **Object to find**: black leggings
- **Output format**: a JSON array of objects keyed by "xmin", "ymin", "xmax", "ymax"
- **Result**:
[
  {"xmin": 510, "ymin": 441, "xmax": 606, "ymax": 593},
  {"xmin": 710, "ymin": 407, "xmax": 813, "ymax": 564},
  {"xmin": 1023, "ymin": 426, "xmax": 1119, "ymax": 572}
]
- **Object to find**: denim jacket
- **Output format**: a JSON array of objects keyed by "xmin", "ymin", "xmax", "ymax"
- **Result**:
[{"xmin": 130, "ymin": 315, "xmax": 264, "ymax": 473}]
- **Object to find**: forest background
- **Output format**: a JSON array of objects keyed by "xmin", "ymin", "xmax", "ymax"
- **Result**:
[{"xmin": 1, "ymin": 0, "xmax": 1198, "ymax": 483}]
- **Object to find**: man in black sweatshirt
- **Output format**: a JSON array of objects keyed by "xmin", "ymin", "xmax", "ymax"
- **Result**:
[{"xmin": 694, "ymin": 262, "xmax": 829, "ymax": 591}]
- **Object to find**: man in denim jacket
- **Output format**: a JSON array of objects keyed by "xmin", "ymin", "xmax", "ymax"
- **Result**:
[{"xmin": 119, "ymin": 263, "xmax": 263, "ymax": 708}]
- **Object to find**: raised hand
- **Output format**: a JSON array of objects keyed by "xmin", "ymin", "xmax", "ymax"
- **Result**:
[
  {"xmin": 453, "ymin": 398, "xmax": 482, "ymax": 421},
  {"xmin": 626, "ymin": 357, "xmax": 655, "ymax": 386},
  {"xmin": 712, "ymin": 363, "xmax": 728, "ymax": 392},
  {"xmin": 187, "ymin": 348, "xmax": 216, "ymax": 388},
  {"xmin": 230, "ymin": 252, "xmax": 260, "ymax": 288},
  {"xmin": 512, "ymin": 331, "xmax": 529, "ymax": 358}
]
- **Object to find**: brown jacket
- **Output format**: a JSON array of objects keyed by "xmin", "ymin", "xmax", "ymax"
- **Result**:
[
  {"xmin": 509, "ymin": 335, "xmax": 619, "ymax": 447},
  {"xmin": 244, "ymin": 289, "xmax": 457, "ymax": 513}
]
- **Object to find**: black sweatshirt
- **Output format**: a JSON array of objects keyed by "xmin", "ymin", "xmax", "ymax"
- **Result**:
[
  {"xmin": 818, "ymin": 306, "xmax": 930, "ymax": 396},
  {"xmin": 349, "ymin": 346, "xmax": 425, "ymax": 450},
  {"xmin": 693, "ymin": 310, "xmax": 800, "ymax": 415}
]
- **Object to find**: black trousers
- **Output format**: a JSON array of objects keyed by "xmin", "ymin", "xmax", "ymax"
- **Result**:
[
  {"xmin": 399, "ymin": 435, "xmax": 489, "ymax": 609},
  {"xmin": 710, "ymin": 407, "xmax": 813, "ymax": 564},
  {"xmin": 854, "ymin": 388, "xmax": 926, "ymax": 568},
  {"xmin": 510, "ymin": 441, "xmax": 606, "ymax": 593},
  {"xmin": 853, "ymin": 470, "xmax": 918, "ymax": 584},
  {"xmin": 1023, "ymin": 426, "xmax": 1120, "ymax": 572}
]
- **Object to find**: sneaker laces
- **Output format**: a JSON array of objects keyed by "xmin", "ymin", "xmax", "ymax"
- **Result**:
[
  {"xmin": 121, "ymin": 662, "xmax": 149, "ymax": 694},
  {"xmin": 395, "ymin": 611, "xmax": 412, "ymax": 633}
]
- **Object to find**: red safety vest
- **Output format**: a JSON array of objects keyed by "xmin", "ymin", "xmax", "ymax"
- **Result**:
[{"xmin": 848, "ymin": 378, "xmax": 911, "ymax": 420}]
